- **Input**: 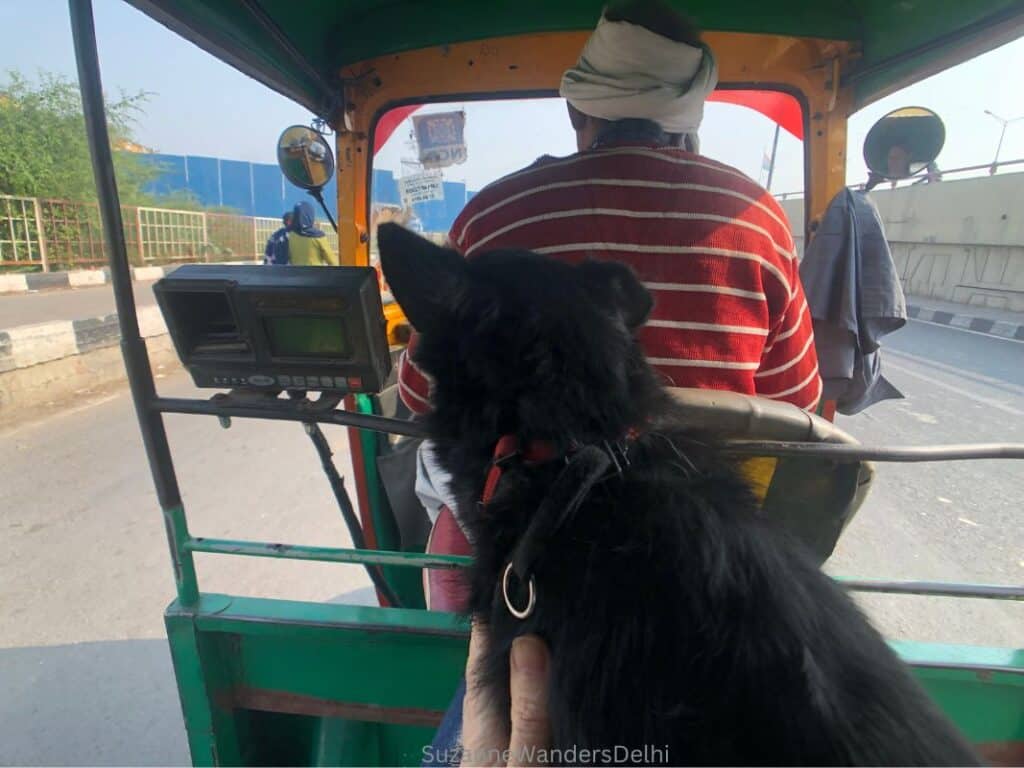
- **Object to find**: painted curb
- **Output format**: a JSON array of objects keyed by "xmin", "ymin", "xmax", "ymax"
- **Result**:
[
  {"xmin": 1, "ymin": 262, "xmax": 254, "ymax": 294},
  {"xmin": 25, "ymin": 272, "xmax": 72, "ymax": 291},
  {"xmin": 0, "ymin": 274, "xmax": 29, "ymax": 293},
  {"xmin": 907, "ymin": 305, "xmax": 1024, "ymax": 341},
  {"xmin": 68, "ymin": 269, "xmax": 109, "ymax": 288},
  {"xmin": 0, "ymin": 306, "xmax": 168, "ymax": 374},
  {"xmin": 1, "ymin": 266, "xmax": 170, "ymax": 294}
]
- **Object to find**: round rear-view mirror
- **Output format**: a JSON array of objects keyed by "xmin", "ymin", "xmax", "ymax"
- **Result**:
[
  {"xmin": 277, "ymin": 125, "xmax": 335, "ymax": 190},
  {"xmin": 863, "ymin": 107, "xmax": 945, "ymax": 180}
]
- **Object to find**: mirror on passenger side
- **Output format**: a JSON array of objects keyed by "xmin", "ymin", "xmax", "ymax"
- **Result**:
[{"xmin": 863, "ymin": 107, "xmax": 945, "ymax": 180}]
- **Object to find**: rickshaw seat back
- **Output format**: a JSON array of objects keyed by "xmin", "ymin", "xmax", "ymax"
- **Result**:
[
  {"xmin": 665, "ymin": 387, "xmax": 853, "ymax": 441},
  {"xmin": 666, "ymin": 387, "xmax": 874, "ymax": 563}
]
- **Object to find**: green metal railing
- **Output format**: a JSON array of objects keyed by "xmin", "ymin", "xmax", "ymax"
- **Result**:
[{"xmin": 0, "ymin": 196, "xmax": 318, "ymax": 271}]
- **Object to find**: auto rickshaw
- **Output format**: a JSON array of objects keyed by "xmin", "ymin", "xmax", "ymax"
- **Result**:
[{"xmin": 67, "ymin": 0, "xmax": 1024, "ymax": 764}]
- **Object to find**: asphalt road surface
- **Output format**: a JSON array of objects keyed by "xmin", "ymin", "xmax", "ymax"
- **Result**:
[{"xmin": 1, "ymin": 318, "xmax": 1021, "ymax": 764}]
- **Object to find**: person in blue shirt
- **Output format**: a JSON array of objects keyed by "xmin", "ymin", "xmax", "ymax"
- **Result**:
[{"xmin": 262, "ymin": 211, "xmax": 292, "ymax": 265}]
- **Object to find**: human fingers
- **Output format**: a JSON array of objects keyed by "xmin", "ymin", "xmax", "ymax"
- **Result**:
[
  {"xmin": 460, "ymin": 621, "xmax": 508, "ymax": 767},
  {"xmin": 506, "ymin": 635, "xmax": 551, "ymax": 767}
]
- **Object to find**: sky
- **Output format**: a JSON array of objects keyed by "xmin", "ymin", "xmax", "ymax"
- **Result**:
[{"xmin": 2, "ymin": 0, "xmax": 1023, "ymax": 196}]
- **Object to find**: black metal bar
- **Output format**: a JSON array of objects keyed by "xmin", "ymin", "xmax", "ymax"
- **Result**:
[
  {"xmin": 720, "ymin": 441, "xmax": 1024, "ymax": 463},
  {"xmin": 305, "ymin": 423, "xmax": 403, "ymax": 606},
  {"xmin": 153, "ymin": 397, "xmax": 1024, "ymax": 462},
  {"xmin": 840, "ymin": 579, "xmax": 1024, "ymax": 601},
  {"xmin": 154, "ymin": 396, "xmax": 427, "ymax": 438},
  {"xmin": 308, "ymin": 188, "xmax": 339, "ymax": 233},
  {"xmin": 69, "ymin": 0, "xmax": 184, "ymax": 511}
]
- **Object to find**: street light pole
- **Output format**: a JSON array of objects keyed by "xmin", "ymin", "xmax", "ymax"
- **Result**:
[
  {"xmin": 984, "ymin": 110, "xmax": 1024, "ymax": 174},
  {"xmin": 765, "ymin": 123, "xmax": 781, "ymax": 192}
]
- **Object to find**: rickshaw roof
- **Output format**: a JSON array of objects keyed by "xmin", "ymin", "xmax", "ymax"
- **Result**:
[{"xmin": 127, "ymin": 0, "xmax": 1024, "ymax": 120}]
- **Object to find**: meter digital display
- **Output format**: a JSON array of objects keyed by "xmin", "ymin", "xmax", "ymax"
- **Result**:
[
  {"xmin": 154, "ymin": 264, "xmax": 391, "ymax": 394},
  {"xmin": 264, "ymin": 316, "xmax": 351, "ymax": 358}
]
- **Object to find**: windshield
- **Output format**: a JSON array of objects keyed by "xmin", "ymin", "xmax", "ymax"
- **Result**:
[{"xmin": 370, "ymin": 93, "xmax": 804, "ymax": 247}]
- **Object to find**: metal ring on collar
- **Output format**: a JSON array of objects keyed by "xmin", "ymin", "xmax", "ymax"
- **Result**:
[{"xmin": 502, "ymin": 561, "xmax": 536, "ymax": 620}]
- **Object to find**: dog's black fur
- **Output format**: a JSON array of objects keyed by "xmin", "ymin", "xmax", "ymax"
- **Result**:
[{"xmin": 378, "ymin": 223, "xmax": 980, "ymax": 765}]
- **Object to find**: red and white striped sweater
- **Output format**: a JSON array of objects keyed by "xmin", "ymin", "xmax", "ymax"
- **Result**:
[{"xmin": 398, "ymin": 142, "xmax": 821, "ymax": 414}]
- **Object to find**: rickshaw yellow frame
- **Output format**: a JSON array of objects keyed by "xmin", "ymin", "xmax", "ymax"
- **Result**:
[{"xmin": 332, "ymin": 31, "xmax": 853, "ymax": 267}]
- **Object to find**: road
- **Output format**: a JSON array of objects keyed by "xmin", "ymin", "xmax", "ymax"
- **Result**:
[
  {"xmin": 0, "ymin": 282, "xmax": 159, "ymax": 328},
  {"xmin": 825, "ymin": 319, "xmax": 1023, "ymax": 645},
  {"xmin": 0, "ymin": 369, "xmax": 373, "ymax": 765},
  {"xmin": 1, "ymin": 318, "xmax": 1022, "ymax": 764}
]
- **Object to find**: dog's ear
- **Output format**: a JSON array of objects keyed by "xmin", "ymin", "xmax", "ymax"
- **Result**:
[
  {"xmin": 577, "ymin": 260, "xmax": 653, "ymax": 329},
  {"xmin": 379, "ymin": 223, "xmax": 467, "ymax": 335}
]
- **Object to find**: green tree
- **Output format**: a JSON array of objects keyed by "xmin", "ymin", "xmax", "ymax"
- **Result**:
[{"xmin": 0, "ymin": 69, "xmax": 160, "ymax": 203}]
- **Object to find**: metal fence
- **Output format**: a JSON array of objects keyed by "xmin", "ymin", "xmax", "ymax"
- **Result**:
[
  {"xmin": 39, "ymin": 198, "xmax": 109, "ymax": 269},
  {"xmin": 135, "ymin": 207, "xmax": 207, "ymax": 263},
  {"xmin": 0, "ymin": 195, "xmax": 345, "ymax": 272},
  {"xmin": 773, "ymin": 157, "xmax": 1024, "ymax": 202},
  {"xmin": 0, "ymin": 195, "xmax": 47, "ymax": 268}
]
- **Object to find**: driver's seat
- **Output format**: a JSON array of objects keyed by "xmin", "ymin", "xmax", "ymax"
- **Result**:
[{"xmin": 665, "ymin": 387, "xmax": 874, "ymax": 564}]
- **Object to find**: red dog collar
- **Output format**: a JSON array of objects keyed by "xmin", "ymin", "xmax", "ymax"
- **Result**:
[
  {"xmin": 481, "ymin": 429, "xmax": 640, "ymax": 506},
  {"xmin": 481, "ymin": 435, "xmax": 561, "ymax": 505}
]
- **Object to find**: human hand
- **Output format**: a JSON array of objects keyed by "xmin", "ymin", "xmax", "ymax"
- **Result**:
[{"xmin": 459, "ymin": 623, "xmax": 552, "ymax": 767}]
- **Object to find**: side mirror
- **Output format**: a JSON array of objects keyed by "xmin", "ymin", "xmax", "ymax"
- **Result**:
[
  {"xmin": 277, "ymin": 125, "xmax": 335, "ymax": 191},
  {"xmin": 863, "ymin": 107, "xmax": 945, "ymax": 181}
]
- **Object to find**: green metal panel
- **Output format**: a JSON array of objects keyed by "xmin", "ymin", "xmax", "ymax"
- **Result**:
[
  {"xmin": 900, "ymin": 641, "xmax": 1024, "ymax": 745},
  {"xmin": 851, "ymin": 0, "xmax": 1024, "ymax": 103},
  {"xmin": 166, "ymin": 593, "xmax": 1022, "ymax": 766},
  {"xmin": 167, "ymin": 594, "xmax": 469, "ymax": 766},
  {"xmin": 125, "ymin": 0, "xmax": 1024, "ymax": 117},
  {"xmin": 166, "ymin": 602, "xmax": 246, "ymax": 766},
  {"xmin": 184, "ymin": 536, "xmax": 470, "ymax": 570}
]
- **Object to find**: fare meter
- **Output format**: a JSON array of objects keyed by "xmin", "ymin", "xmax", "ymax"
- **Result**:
[{"xmin": 154, "ymin": 265, "xmax": 391, "ymax": 394}]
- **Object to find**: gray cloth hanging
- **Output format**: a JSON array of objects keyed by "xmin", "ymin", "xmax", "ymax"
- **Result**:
[{"xmin": 799, "ymin": 188, "xmax": 906, "ymax": 415}]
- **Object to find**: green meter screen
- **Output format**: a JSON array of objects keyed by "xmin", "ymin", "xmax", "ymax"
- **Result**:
[{"xmin": 265, "ymin": 316, "xmax": 350, "ymax": 358}]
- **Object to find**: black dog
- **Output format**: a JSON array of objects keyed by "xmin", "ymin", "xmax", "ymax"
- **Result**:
[{"xmin": 378, "ymin": 223, "xmax": 979, "ymax": 765}]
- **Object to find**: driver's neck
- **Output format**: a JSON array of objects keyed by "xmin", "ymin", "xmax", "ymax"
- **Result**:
[{"xmin": 590, "ymin": 119, "xmax": 677, "ymax": 150}]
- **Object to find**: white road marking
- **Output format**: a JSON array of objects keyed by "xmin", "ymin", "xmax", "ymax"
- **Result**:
[
  {"xmin": 887, "ymin": 348, "xmax": 1024, "ymax": 399},
  {"xmin": 901, "ymin": 406, "xmax": 938, "ymax": 424},
  {"xmin": 884, "ymin": 360, "xmax": 1024, "ymax": 417}
]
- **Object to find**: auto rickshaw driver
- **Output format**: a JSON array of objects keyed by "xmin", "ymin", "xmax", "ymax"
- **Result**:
[{"xmin": 396, "ymin": 0, "xmax": 823, "ymax": 614}]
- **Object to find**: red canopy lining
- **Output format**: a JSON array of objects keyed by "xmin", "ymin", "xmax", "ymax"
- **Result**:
[
  {"xmin": 706, "ymin": 90, "xmax": 804, "ymax": 140},
  {"xmin": 372, "ymin": 104, "xmax": 420, "ymax": 154},
  {"xmin": 372, "ymin": 90, "xmax": 803, "ymax": 155}
]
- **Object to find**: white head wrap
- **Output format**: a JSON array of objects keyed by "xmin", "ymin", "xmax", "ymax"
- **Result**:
[{"xmin": 559, "ymin": 13, "xmax": 718, "ymax": 150}]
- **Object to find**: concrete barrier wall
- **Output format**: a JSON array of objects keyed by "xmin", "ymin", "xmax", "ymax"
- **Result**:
[
  {"xmin": 779, "ymin": 173, "xmax": 1024, "ymax": 313},
  {"xmin": 0, "ymin": 306, "xmax": 171, "ymax": 426}
]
